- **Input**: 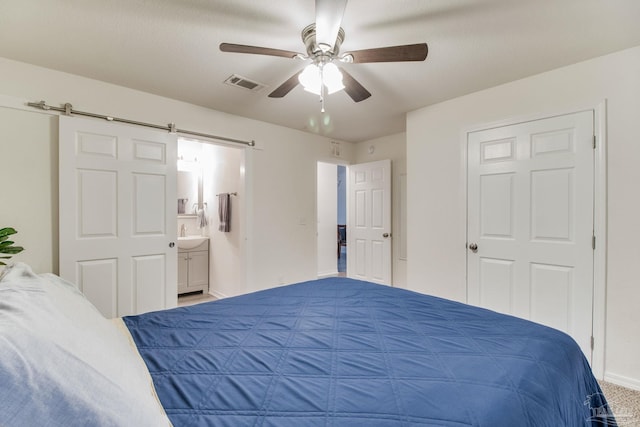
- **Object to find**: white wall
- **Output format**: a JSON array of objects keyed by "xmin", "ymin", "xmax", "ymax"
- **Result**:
[
  {"xmin": 317, "ymin": 162, "xmax": 338, "ymax": 277},
  {"xmin": 354, "ymin": 133, "xmax": 407, "ymax": 288},
  {"xmin": 0, "ymin": 57, "xmax": 355, "ymax": 295},
  {"xmin": 202, "ymin": 143, "xmax": 244, "ymax": 299},
  {"xmin": 0, "ymin": 107, "xmax": 58, "ymax": 273},
  {"xmin": 246, "ymin": 136, "xmax": 354, "ymax": 292},
  {"xmin": 406, "ymin": 45, "xmax": 640, "ymax": 388}
]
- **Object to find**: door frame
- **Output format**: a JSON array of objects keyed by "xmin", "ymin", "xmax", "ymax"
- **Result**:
[
  {"xmin": 460, "ymin": 102, "xmax": 607, "ymax": 379},
  {"xmin": 315, "ymin": 160, "xmax": 350, "ymax": 279},
  {"xmin": 177, "ymin": 136, "xmax": 250, "ymax": 299}
]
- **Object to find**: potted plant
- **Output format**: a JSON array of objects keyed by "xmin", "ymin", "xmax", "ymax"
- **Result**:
[{"xmin": 0, "ymin": 227, "xmax": 24, "ymax": 266}]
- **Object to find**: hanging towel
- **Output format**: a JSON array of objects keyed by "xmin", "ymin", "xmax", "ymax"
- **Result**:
[
  {"xmin": 196, "ymin": 206, "xmax": 208, "ymax": 229},
  {"xmin": 218, "ymin": 193, "xmax": 231, "ymax": 232}
]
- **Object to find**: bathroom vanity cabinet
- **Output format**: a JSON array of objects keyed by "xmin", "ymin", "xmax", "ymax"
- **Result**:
[{"xmin": 178, "ymin": 240, "xmax": 209, "ymax": 295}]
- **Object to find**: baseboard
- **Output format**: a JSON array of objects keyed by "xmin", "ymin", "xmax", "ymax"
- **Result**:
[
  {"xmin": 317, "ymin": 271, "xmax": 338, "ymax": 279},
  {"xmin": 208, "ymin": 289, "xmax": 227, "ymax": 300},
  {"xmin": 604, "ymin": 372, "xmax": 640, "ymax": 391}
]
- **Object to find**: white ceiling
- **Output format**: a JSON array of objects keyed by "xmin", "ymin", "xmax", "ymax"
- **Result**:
[{"xmin": 1, "ymin": 0, "xmax": 639, "ymax": 142}]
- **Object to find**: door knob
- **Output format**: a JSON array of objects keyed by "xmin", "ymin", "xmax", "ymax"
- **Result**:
[
  {"xmin": 468, "ymin": 243, "xmax": 478, "ymax": 253},
  {"xmin": 383, "ymin": 233, "xmax": 391, "ymax": 238},
  {"xmin": 169, "ymin": 242, "xmax": 175, "ymax": 248}
]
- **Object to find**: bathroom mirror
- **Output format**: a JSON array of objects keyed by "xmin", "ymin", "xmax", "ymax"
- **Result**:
[{"xmin": 177, "ymin": 170, "xmax": 202, "ymax": 216}]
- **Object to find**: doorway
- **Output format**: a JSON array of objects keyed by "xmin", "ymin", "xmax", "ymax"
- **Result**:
[
  {"xmin": 316, "ymin": 160, "xmax": 392, "ymax": 284},
  {"xmin": 316, "ymin": 162, "xmax": 341, "ymax": 278},
  {"xmin": 337, "ymin": 165, "xmax": 347, "ymax": 275},
  {"xmin": 316, "ymin": 162, "xmax": 347, "ymax": 277},
  {"xmin": 177, "ymin": 138, "xmax": 246, "ymax": 300}
]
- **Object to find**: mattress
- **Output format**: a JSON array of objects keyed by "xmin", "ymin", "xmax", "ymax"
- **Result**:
[{"xmin": 124, "ymin": 277, "xmax": 612, "ymax": 426}]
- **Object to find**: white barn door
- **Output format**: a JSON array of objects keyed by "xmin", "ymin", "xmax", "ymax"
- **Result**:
[
  {"xmin": 59, "ymin": 116, "xmax": 177, "ymax": 318},
  {"xmin": 348, "ymin": 159, "xmax": 392, "ymax": 285},
  {"xmin": 467, "ymin": 111, "xmax": 594, "ymax": 360}
]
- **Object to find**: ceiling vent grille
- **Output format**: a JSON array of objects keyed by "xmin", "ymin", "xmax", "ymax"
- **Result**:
[{"xmin": 224, "ymin": 74, "xmax": 266, "ymax": 92}]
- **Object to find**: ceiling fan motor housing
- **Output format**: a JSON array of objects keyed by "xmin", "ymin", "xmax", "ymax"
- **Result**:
[{"xmin": 302, "ymin": 24, "xmax": 345, "ymax": 61}]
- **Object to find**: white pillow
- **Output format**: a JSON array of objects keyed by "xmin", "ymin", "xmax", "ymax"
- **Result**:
[{"xmin": 0, "ymin": 263, "xmax": 171, "ymax": 426}]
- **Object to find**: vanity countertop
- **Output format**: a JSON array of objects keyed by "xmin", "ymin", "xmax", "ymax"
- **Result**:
[{"xmin": 177, "ymin": 235, "xmax": 209, "ymax": 250}]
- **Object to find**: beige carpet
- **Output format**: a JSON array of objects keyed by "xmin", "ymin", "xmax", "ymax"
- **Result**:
[{"xmin": 599, "ymin": 381, "xmax": 640, "ymax": 426}]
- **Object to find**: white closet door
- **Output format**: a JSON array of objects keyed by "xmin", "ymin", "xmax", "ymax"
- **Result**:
[
  {"xmin": 348, "ymin": 159, "xmax": 392, "ymax": 285},
  {"xmin": 467, "ymin": 111, "xmax": 594, "ymax": 360},
  {"xmin": 59, "ymin": 116, "xmax": 177, "ymax": 317}
]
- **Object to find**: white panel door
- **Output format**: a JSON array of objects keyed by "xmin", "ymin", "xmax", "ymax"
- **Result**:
[
  {"xmin": 467, "ymin": 111, "xmax": 594, "ymax": 360},
  {"xmin": 59, "ymin": 116, "xmax": 177, "ymax": 317},
  {"xmin": 348, "ymin": 160, "xmax": 391, "ymax": 285}
]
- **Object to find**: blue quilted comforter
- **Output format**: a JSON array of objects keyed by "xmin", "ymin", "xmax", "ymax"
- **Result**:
[{"xmin": 124, "ymin": 277, "xmax": 613, "ymax": 426}]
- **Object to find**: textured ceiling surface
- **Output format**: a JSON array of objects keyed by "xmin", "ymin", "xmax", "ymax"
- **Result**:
[{"xmin": 1, "ymin": 0, "xmax": 639, "ymax": 142}]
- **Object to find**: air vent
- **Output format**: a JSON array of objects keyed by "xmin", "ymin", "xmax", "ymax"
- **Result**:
[{"xmin": 224, "ymin": 74, "xmax": 266, "ymax": 92}]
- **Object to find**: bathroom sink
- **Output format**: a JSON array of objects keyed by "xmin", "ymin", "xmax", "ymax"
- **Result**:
[{"xmin": 177, "ymin": 236, "xmax": 209, "ymax": 250}]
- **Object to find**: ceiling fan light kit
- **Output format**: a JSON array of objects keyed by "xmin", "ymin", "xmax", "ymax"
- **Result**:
[
  {"xmin": 219, "ymin": 0, "xmax": 428, "ymax": 113},
  {"xmin": 299, "ymin": 62, "xmax": 344, "ymax": 96}
]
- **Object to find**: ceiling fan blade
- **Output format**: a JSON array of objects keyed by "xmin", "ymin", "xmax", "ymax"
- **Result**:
[
  {"xmin": 220, "ymin": 43, "xmax": 301, "ymax": 59},
  {"xmin": 268, "ymin": 70, "xmax": 303, "ymax": 98},
  {"xmin": 344, "ymin": 43, "xmax": 428, "ymax": 63},
  {"xmin": 339, "ymin": 67, "xmax": 371, "ymax": 102},
  {"xmin": 315, "ymin": 0, "xmax": 347, "ymax": 50}
]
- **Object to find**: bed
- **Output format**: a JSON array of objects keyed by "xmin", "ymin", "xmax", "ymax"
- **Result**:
[{"xmin": 0, "ymin": 263, "xmax": 615, "ymax": 426}]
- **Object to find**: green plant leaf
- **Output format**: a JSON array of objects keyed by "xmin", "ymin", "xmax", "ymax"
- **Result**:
[
  {"xmin": 0, "ymin": 228, "xmax": 17, "ymax": 243},
  {"xmin": 0, "ymin": 228, "xmax": 17, "ymax": 238},
  {"xmin": 0, "ymin": 246, "xmax": 23, "ymax": 255},
  {"xmin": 0, "ymin": 228, "xmax": 23, "ymax": 259}
]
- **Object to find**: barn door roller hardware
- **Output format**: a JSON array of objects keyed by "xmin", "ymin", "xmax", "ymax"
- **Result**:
[{"xmin": 27, "ymin": 100, "xmax": 255, "ymax": 147}]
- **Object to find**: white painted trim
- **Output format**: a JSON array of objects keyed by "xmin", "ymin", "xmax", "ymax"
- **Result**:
[
  {"xmin": 462, "ymin": 104, "xmax": 608, "ymax": 378},
  {"xmin": 317, "ymin": 272, "xmax": 339, "ymax": 279},
  {"xmin": 604, "ymin": 372, "xmax": 640, "ymax": 392},
  {"xmin": 591, "ymin": 101, "xmax": 607, "ymax": 380},
  {"xmin": 459, "ymin": 128, "xmax": 469, "ymax": 301},
  {"xmin": 242, "ymin": 146, "xmax": 254, "ymax": 295},
  {"xmin": 398, "ymin": 173, "xmax": 408, "ymax": 261},
  {"xmin": 462, "ymin": 104, "xmax": 603, "ymax": 134},
  {"xmin": 208, "ymin": 289, "xmax": 228, "ymax": 300}
]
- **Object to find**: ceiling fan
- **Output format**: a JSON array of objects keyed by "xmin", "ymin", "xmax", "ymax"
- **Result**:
[{"xmin": 219, "ymin": 0, "xmax": 428, "ymax": 110}]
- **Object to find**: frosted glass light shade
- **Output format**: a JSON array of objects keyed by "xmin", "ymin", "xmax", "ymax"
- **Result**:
[
  {"xmin": 323, "ymin": 63, "xmax": 345, "ymax": 94},
  {"xmin": 299, "ymin": 64, "xmax": 322, "ymax": 95},
  {"xmin": 298, "ymin": 62, "xmax": 344, "ymax": 95}
]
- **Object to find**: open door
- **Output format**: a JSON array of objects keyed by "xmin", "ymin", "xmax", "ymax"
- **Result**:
[
  {"xmin": 59, "ymin": 116, "xmax": 177, "ymax": 317},
  {"xmin": 348, "ymin": 159, "xmax": 392, "ymax": 285}
]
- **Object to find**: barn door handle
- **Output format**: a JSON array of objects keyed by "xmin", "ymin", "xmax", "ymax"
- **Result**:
[{"xmin": 468, "ymin": 243, "xmax": 478, "ymax": 253}]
